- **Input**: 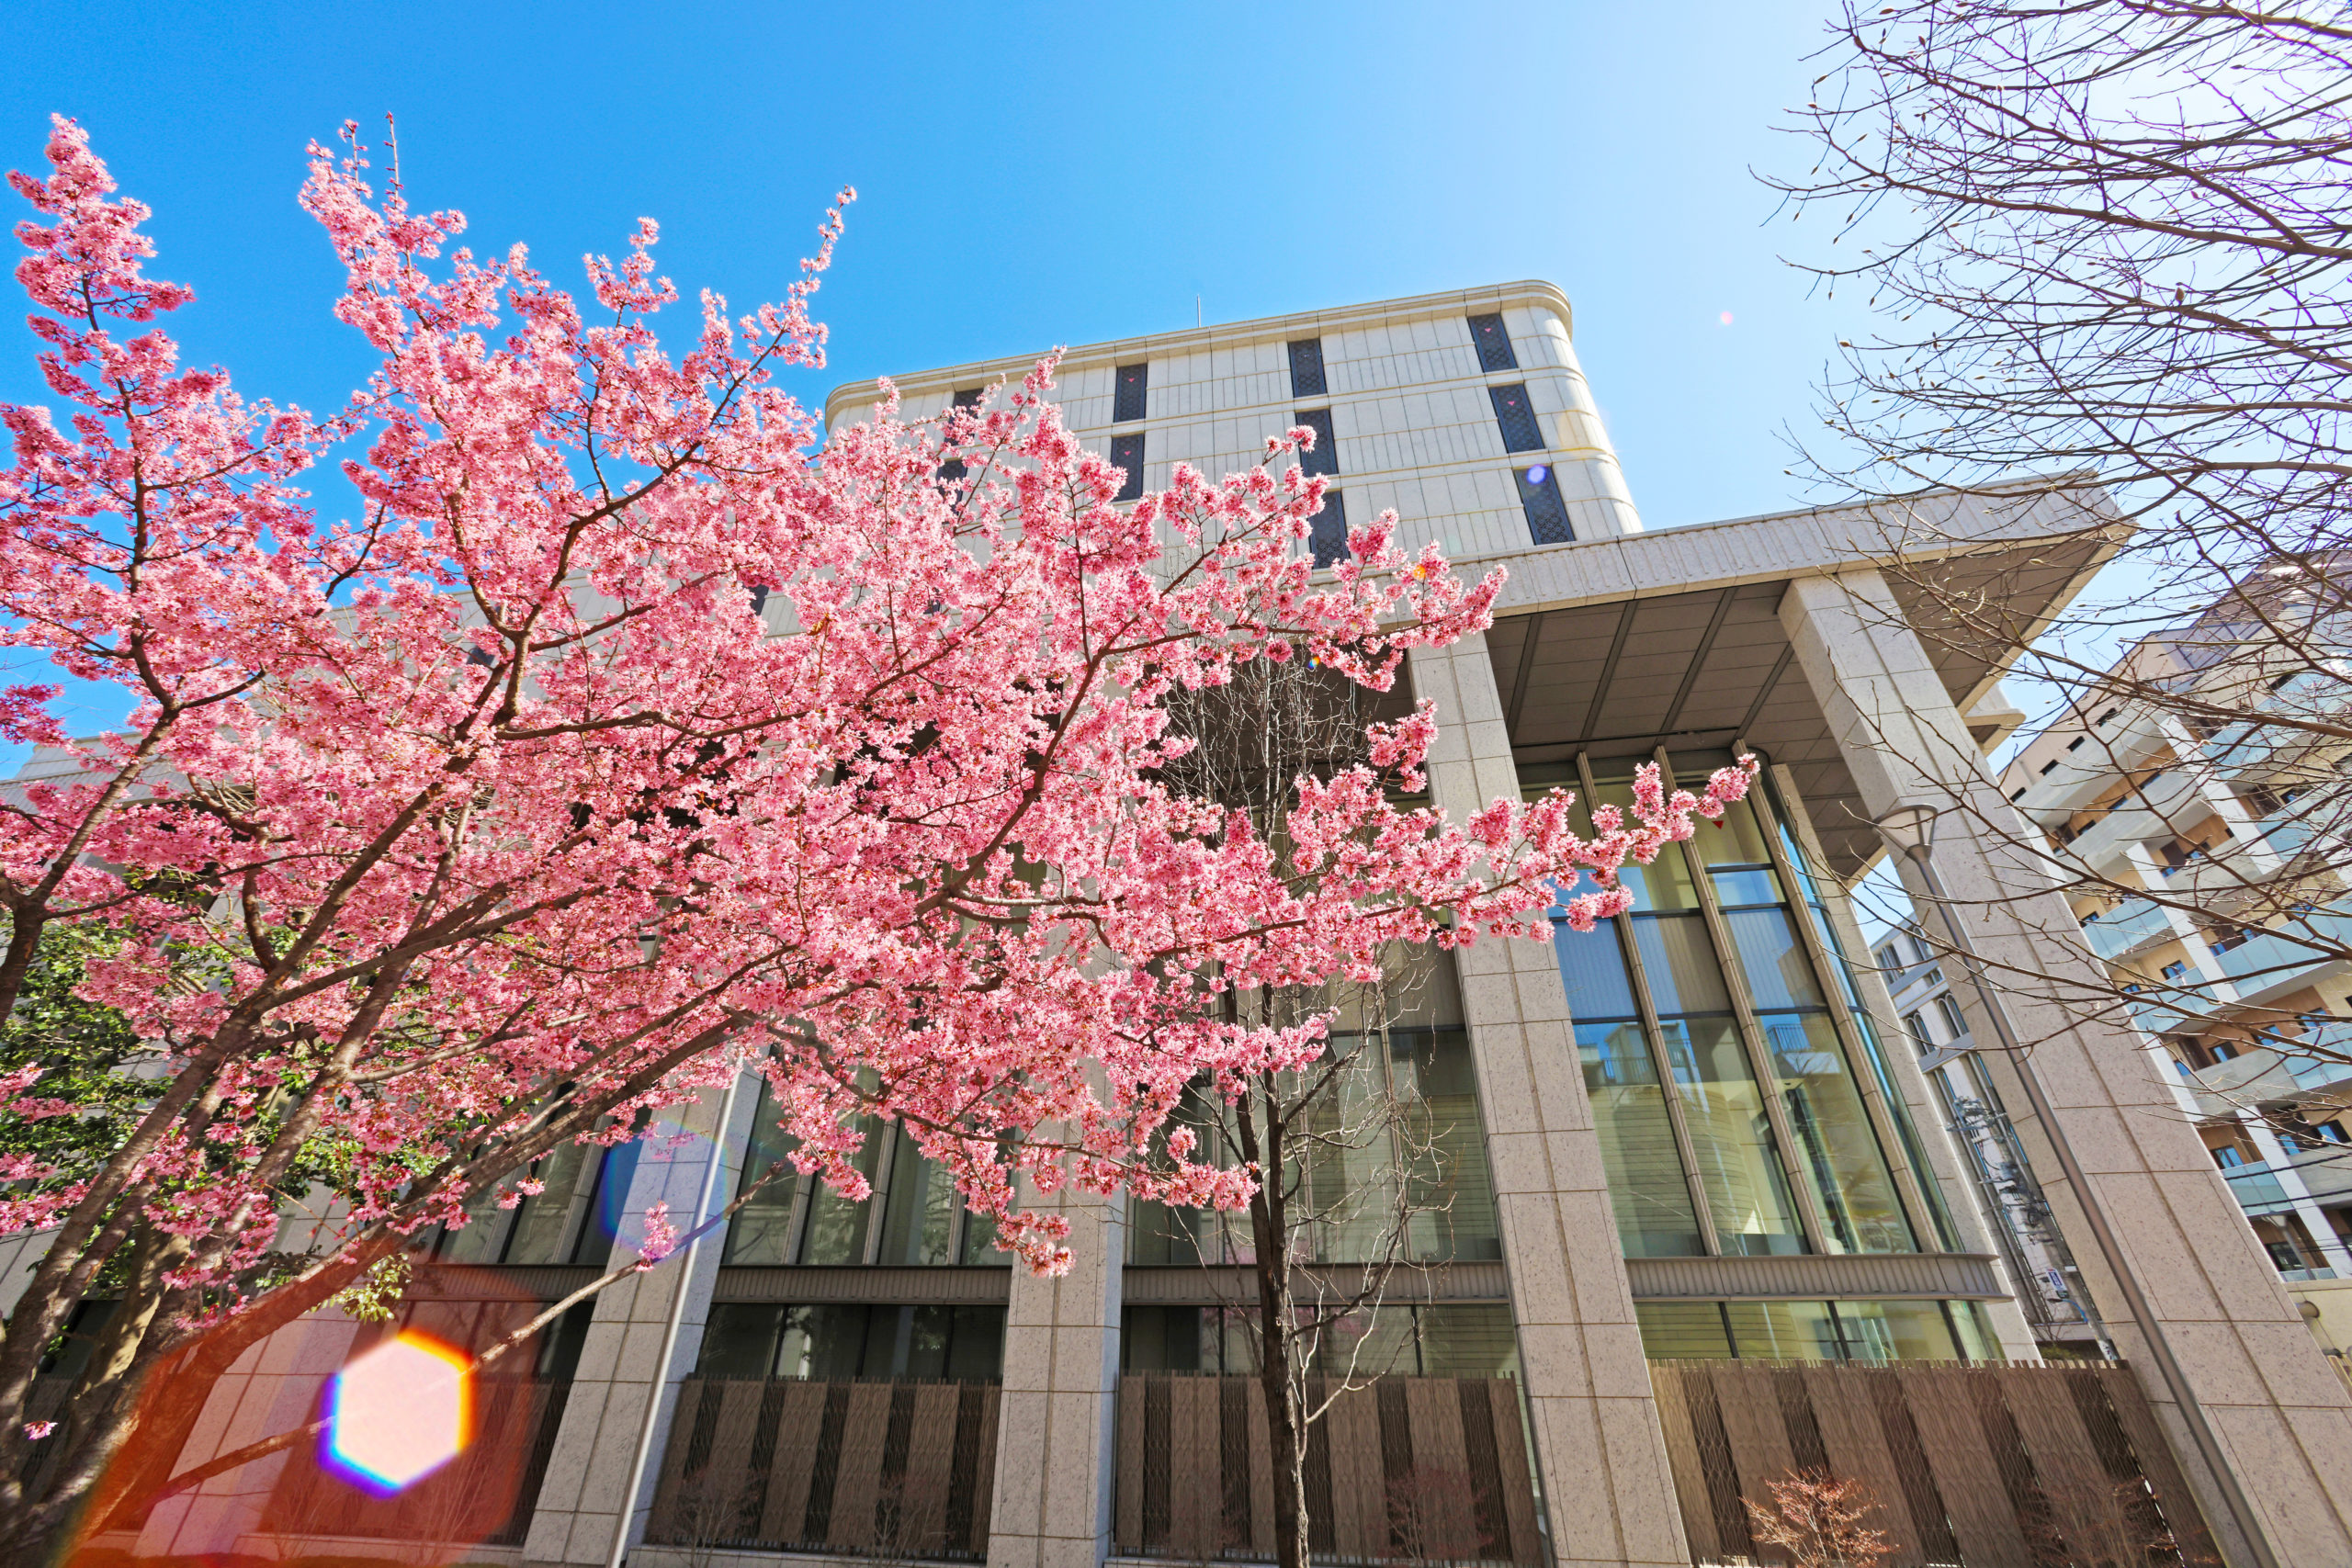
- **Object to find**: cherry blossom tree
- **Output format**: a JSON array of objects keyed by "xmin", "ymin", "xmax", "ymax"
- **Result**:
[{"xmin": 0, "ymin": 117, "xmax": 1753, "ymax": 1562}]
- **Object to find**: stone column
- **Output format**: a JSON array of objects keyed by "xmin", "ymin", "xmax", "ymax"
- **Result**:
[
  {"xmin": 1409, "ymin": 634, "xmax": 1690, "ymax": 1568},
  {"xmin": 522, "ymin": 1077, "xmax": 756, "ymax": 1567},
  {"xmin": 988, "ymin": 1182, "xmax": 1125, "ymax": 1568},
  {"xmin": 1781, "ymin": 568, "xmax": 2352, "ymax": 1565}
]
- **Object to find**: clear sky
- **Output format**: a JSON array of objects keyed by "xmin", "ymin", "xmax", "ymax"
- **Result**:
[
  {"xmin": 0, "ymin": 0, "xmax": 1908, "ymax": 852},
  {"xmin": 0, "ymin": 1, "xmax": 1876, "ymax": 534}
]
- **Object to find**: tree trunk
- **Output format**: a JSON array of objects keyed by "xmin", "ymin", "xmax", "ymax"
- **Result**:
[{"xmin": 1236, "ymin": 1082, "xmax": 1312, "ymax": 1568}]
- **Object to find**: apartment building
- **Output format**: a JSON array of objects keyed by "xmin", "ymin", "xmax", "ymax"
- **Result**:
[
  {"xmin": 1994, "ymin": 586, "xmax": 2352, "ymax": 1361},
  {"xmin": 20, "ymin": 284, "xmax": 2352, "ymax": 1568},
  {"xmin": 1869, "ymin": 928, "xmax": 2101, "ymax": 1352}
]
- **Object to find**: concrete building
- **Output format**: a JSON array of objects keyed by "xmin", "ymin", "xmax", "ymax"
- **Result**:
[
  {"xmin": 1991, "ymin": 588, "xmax": 2352, "ymax": 1375},
  {"xmin": 21, "ymin": 283, "xmax": 2352, "ymax": 1568},
  {"xmin": 1870, "ymin": 926, "xmax": 2104, "ymax": 1354}
]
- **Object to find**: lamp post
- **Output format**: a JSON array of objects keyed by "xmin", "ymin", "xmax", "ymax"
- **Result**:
[{"xmin": 1874, "ymin": 803, "xmax": 2279, "ymax": 1568}]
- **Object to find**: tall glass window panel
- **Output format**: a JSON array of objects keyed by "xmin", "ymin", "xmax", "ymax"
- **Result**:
[
  {"xmin": 1579, "ymin": 1020, "xmax": 1702, "ymax": 1256},
  {"xmin": 1634, "ymin": 1303, "xmax": 1736, "ymax": 1359},
  {"xmin": 1831, "ymin": 1299, "xmax": 1959, "ymax": 1362},
  {"xmin": 434, "ymin": 1179, "xmax": 510, "ymax": 1265},
  {"xmin": 1396, "ymin": 1030, "xmax": 1502, "ymax": 1262},
  {"xmin": 1412, "ymin": 1305, "xmax": 1520, "ymax": 1378},
  {"xmin": 1759, "ymin": 1012, "xmax": 1915, "ymax": 1253},
  {"xmin": 1555, "ymin": 919, "xmax": 1639, "ymax": 1020},
  {"xmin": 1632, "ymin": 915, "xmax": 1732, "ymax": 1015},
  {"xmin": 1579, "ymin": 770, "xmax": 1700, "ymax": 912},
  {"xmin": 504, "ymin": 1138, "xmax": 598, "ymax": 1265},
  {"xmin": 798, "ymin": 1118, "xmax": 886, "ymax": 1264},
  {"xmin": 1776, "ymin": 808, "xmax": 1965, "ymax": 1251},
  {"xmin": 875, "ymin": 1131, "xmax": 958, "ymax": 1266},
  {"xmin": 722, "ymin": 1082, "xmax": 803, "ymax": 1266},
  {"xmin": 1660, "ymin": 1019, "xmax": 1805, "ymax": 1256},
  {"xmin": 1722, "ymin": 1300, "xmax": 1841, "ymax": 1360},
  {"xmin": 1724, "ymin": 907, "xmax": 1828, "ymax": 1012}
]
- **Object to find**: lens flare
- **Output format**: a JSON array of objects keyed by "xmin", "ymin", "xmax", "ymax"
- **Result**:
[
  {"xmin": 1719, "ymin": 310, "xmax": 1735, "ymax": 326},
  {"xmin": 1523, "ymin": 464, "xmax": 1549, "ymax": 486},
  {"xmin": 322, "ymin": 1331, "xmax": 472, "ymax": 1495}
]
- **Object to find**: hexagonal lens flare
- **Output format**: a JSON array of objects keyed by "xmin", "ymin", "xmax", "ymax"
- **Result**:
[{"xmin": 322, "ymin": 1331, "xmax": 472, "ymax": 1495}]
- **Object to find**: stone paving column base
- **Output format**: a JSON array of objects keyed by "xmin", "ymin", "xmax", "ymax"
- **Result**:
[{"xmin": 987, "ymin": 1181, "xmax": 1124, "ymax": 1568}]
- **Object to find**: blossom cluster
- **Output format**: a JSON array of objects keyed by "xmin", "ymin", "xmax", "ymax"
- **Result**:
[{"xmin": 0, "ymin": 113, "xmax": 1753, "ymax": 1337}]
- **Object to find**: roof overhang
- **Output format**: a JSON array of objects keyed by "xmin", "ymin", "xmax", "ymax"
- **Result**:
[{"xmin": 1479, "ymin": 484, "xmax": 2122, "ymax": 883}]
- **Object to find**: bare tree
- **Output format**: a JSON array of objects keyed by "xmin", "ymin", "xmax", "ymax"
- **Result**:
[
  {"xmin": 1770, "ymin": 2, "xmax": 2352, "ymax": 1077},
  {"xmin": 1153, "ymin": 656, "xmax": 1488, "ymax": 1568}
]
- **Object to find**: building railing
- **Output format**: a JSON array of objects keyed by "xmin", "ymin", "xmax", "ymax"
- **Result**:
[
  {"xmin": 1113, "ymin": 1374, "xmax": 1541, "ymax": 1565},
  {"xmin": 643, "ymin": 1376, "xmax": 1000, "ymax": 1562},
  {"xmin": 2083, "ymin": 898, "xmax": 2179, "ymax": 963},
  {"xmin": 2222, "ymin": 1165, "xmax": 2293, "ymax": 1214},
  {"xmin": 2209, "ymin": 908, "xmax": 2352, "ymax": 998}
]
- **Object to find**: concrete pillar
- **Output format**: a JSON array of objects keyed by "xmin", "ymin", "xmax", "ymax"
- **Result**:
[
  {"xmin": 1409, "ymin": 634, "xmax": 1690, "ymax": 1568},
  {"xmin": 1781, "ymin": 568, "xmax": 2352, "ymax": 1565},
  {"xmin": 522, "ymin": 1078, "xmax": 753, "ymax": 1567},
  {"xmin": 987, "ymin": 1179, "xmax": 1124, "ymax": 1568}
]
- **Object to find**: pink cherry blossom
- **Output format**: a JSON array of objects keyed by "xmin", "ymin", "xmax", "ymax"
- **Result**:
[{"xmin": 0, "ymin": 117, "xmax": 1758, "ymax": 1548}]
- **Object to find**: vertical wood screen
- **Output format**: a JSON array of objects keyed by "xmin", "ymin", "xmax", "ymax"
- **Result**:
[
  {"xmin": 1647, "ymin": 1359, "xmax": 2220, "ymax": 1567},
  {"xmin": 644, "ymin": 1377, "xmax": 999, "ymax": 1561},
  {"xmin": 1114, "ymin": 1374, "xmax": 1540, "ymax": 1564}
]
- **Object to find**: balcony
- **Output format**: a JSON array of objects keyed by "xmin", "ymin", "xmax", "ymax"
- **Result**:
[
  {"xmin": 2084, "ymin": 898, "xmax": 2182, "ymax": 963},
  {"xmin": 2209, "ymin": 908, "xmax": 2352, "ymax": 1001},
  {"xmin": 2222, "ymin": 1164, "xmax": 2293, "ymax": 1216}
]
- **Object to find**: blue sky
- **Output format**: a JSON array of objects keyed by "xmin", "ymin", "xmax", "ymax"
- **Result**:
[{"xmin": 0, "ymin": 0, "xmax": 1907, "ymax": 774}]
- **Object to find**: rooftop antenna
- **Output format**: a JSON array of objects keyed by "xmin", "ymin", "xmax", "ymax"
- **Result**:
[{"xmin": 1196, "ymin": 294, "xmax": 1203, "ymax": 329}]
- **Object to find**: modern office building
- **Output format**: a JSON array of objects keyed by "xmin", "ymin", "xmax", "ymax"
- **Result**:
[{"xmin": 19, "ymin": 284, "xmax": 2352, "ymax": 1568}]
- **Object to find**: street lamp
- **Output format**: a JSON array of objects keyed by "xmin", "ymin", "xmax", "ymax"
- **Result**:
[{"xmin": 1871, "ymin": 803, "xmax": 2278, "ymax": 1568}]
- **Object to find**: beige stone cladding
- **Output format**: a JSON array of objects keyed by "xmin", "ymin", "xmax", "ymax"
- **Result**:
[{"xmin": 823, "ymin": 282, "xmax": 1643, "ymax": 560}]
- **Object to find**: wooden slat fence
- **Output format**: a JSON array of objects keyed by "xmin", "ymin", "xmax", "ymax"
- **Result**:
[
  {"xmin": 1114, "ymin": 1374, "xmax": 1540, "ymax": 1565},
  {"xmin": 1648, "ymin": 1359, "xmax": 2220, "ymax": 1567},
  {"xmin": 643, "ymin": 1376, "xmax": 1000, "ymax": 1562}
]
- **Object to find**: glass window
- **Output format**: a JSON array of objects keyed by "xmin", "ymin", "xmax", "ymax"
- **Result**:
[
  {"xmin": 1110, "ymin": 432, "xmax": 1145, "ymax": 502},
  {"xmin": 1693, "ymin": 795, "xmax": 1776, "ymax": 869},
  {"xmin": 723, "ymin": 1082, "xmax": 804, "ymax": 1266},
  {"xmin": 798, "ymin": 1120, "xmax": 887, "ymax": 1264},
  {"xmin": 434, "ymin": 1179, "xmax": 510, "ymax": 1265},
  {"xmin": 1947, "ymin": 1301, "xmax": 1997, "ymax": 1360},
  {"xmin": 1633, "ymin": 915, "xmax": 1733, "ymax": 1015},
  {"xmin": 1659, "ymin": 1019, "xmax": 1804, "ymax": 1255},
  {"xmin": 504, "ymin": 1138, "xmax": 598, "ymax": 1265},
  {"xmin": 1413, "ymin": 1305, "xmax": 1520, "ymax": 1379},
  {"xmin": 1635, "ymin": 1303, "xmax": 1735, "ymax": 1359},
  {"xmin": 1295, "ymin": 408, "xmax": 1339, "ymax": 477},
  {"xmin": 571, "ymin": 1140, "xmax": 643, "ymax": 1265},
  {"xmin": 1833, "ymin": 1299, "xmax": 1959, "ymax": 1362},
  {"xmin": 1487, "ymin": 383, "xmax": 1544, "ymax": 453},
  {"xmin": 1287, "ymin": 337, "xmax": 1327, "ymax": 399},
  {"xmin": 876, "ymin": 1131, "xmax": 958, "ymax": 1266},
  {"xmin": 1555, "ymin": 920, "xmax": 1638, "ymax": 1020},
  {"xmin": 1574, "ymin": 772, "xmax": 1701, "ymax": 911},
  {"xmin": 1113, "ymin": 362, "xmax": 1148, "ymax": 422},
  {"xmin": 698, "ymin": 1303, "xmax": 786, "ymax": 1378},
  {"xmin": 1723, "ymin": 1300, "xmax": 1842, "ymax": 1360},
  {"xmin": 1514, "ymin": 462, "xmax": 1573, "ymax": 546},
  {"xmin": 1579, "ymin": 1021, "xmax": 1702, "ymax": 1257},
  {"xmin": 1725, "ymin": 907, "xmax": 1828, "ymax": 1011},
  {"xmin": 1761, "ymin": 1015, "xmax": 1914, "ymax": 1255},
  {"xmin": 1711, "ymin": 866, "xmax": 1783, "ymax": 907},
  {"xmin": 1467, "ymin": 313, "xmax": 1518, "ymax": 372},
  {"xmin": 1309, "ymin": 490, "xmax": 1348, "ymax": 570},
  {"xmin": 1396, "ymin": 1031, "xmax": 1502, "ymax": 1262}
]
